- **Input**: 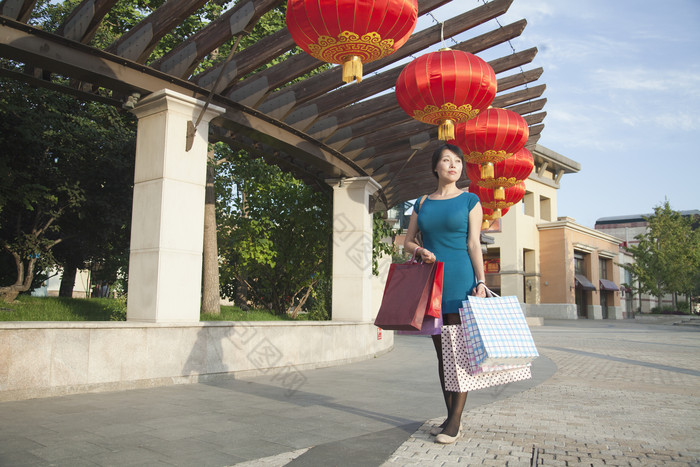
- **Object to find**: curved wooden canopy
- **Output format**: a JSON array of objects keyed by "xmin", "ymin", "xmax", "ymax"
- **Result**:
[{"xmin": 0, "ymin": 0, "xmax": 547, "ymax": 209}]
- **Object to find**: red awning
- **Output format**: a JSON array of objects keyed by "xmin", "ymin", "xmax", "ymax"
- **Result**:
[
  {"xmin": 575, "ymin": 274, "xmax": 597, "ymax": 291},
  {"xmin": 600, "ymin": 279, "xmax": 620, "ymax": 291}
]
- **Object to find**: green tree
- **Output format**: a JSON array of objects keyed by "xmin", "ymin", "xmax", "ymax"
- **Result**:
[
  {"xmin": 622, "ymin": 201, "xmax": 700, "ymax": 310},
  {"xmin": 215, "ymin": 145, "xmax": 332, "ymax": 316},
  {"xmin": 373, "ymin": 212, "xmax": 397, "ymax": 275},
  {"xmin": 0, "ymin": 75, "xmax": 136, "ymax": 301}
]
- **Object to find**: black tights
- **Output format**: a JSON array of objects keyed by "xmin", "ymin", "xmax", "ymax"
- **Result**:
[{"xmin": 431, "ymin": 312, "xmax": 467, "ymax": 437}]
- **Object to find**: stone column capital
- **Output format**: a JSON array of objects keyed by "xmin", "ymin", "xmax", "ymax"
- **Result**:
[
  {"xmin": 325, "ymin": 176, "xmax": 381, "ymax": 195},
  {"xmin": 131, "ymin": 89, "xmax": 225, "ymax": 123}
]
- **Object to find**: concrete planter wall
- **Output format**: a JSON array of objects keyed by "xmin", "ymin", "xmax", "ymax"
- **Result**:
[{"xmin": 0, "ymin": 321, "xmax": 393, "ymax": 402}]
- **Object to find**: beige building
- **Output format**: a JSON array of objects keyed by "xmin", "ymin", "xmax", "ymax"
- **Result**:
[
  {"xmin": 536, "ymin": 220, "xmax": 623, "ymax": 319},
  {"xmin": 392, "ymin": 144, "xmax": 626, "ymax": 320}
]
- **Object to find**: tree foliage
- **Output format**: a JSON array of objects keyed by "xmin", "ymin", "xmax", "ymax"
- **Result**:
[
  {"xmin": 0, "ymin": 76, "xmax": 136, "ymax": 301},
  {"xmin": 622, "ymin": 201, "xmax": 700, "ymax": 305},
  {"xmin": 215, "ymin": 145, "xmax": 332, "ymax": 316},
  {"xmin": 372, "ymin": 212, "xmax": 397, "ymax": 275}
]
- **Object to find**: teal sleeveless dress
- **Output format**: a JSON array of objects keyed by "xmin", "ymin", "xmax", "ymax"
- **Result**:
[{"xmin": 416, "ymin": 192, "xmax": 480, "ymax": 315}]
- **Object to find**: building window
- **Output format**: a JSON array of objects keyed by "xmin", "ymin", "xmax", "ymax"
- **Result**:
[
  {"xmin": 483, "ymin": 249, "xmax": 501, "ymax": 295},
  {"xmin": 599, "ymin": 258, "xmax": 609, "ymax": 280},
  {"xmin": 539, "ymin": 195, "xmax": 552, "ymax": 221},
  {"xmin": 523, "ymin": 191, "xmax": 535, "ymax": 217},
  {"xmin": 575, "ymin": 253, "xmax": 585, "ymax": 275}
]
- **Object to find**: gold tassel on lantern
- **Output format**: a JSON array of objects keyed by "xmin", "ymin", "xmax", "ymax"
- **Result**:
[
  {"xmin": 481, "ymin": 219, "xmax": 489, "ymax": 230},
  {"xmin": 342, "ymin": 56, "xmax": 363, "ymax": 83},
  {"xmin": 438, "ymin": 119, "xmax": 455, "ymax": 140},
  {"xmin": 494, "ymin": 186, "xmax": 505, "ymax": 200},
  {"xmin": 481, "ymin": 162, "xmax": 494, "ymax": 179}
]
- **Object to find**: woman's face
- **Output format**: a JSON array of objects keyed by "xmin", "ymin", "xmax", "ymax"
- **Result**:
[{"xmin": 434, "ymin": 149, "xmax": 463, "ymax": 183}]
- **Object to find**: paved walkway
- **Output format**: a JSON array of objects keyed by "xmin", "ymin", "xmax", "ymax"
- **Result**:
[{"xmin": 1, "ymin": 319, "xmax": 698, "ymax": 466}]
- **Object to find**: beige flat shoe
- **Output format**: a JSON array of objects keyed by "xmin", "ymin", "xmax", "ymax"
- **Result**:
[
  {"xmin": 435, "ymin": 429, "xmax": 461, "ymax": 444},
  {"xmin": 431, "ymin": 423, "xmax": 462, "ymax": 438}
]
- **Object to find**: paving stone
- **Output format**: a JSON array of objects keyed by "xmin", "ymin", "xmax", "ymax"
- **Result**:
[{"xmin": 382, "ymin": 321, "xmax": 700, "ymax": 466}]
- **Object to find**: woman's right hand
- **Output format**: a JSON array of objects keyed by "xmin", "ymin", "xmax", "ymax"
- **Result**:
[{"xmin": 418, "ymin": 248, "xmax": 436, "ymax": 264}]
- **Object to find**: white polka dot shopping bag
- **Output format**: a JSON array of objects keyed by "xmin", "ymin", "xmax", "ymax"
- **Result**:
[{"xmin": 441, "ymin": 324, "xmax": 532, "ymax": 392}]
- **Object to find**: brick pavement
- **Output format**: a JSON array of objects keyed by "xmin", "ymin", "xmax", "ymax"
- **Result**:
[{"xmin": 383, "ymin": 322, "xmax": 700, "ymax": 466}]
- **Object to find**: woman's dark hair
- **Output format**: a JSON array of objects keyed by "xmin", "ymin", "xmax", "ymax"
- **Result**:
[{"xmin": 431, "ymin": 143, "xmax": 464, "ymax": 178}]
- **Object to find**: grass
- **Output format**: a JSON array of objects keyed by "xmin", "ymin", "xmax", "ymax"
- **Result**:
[
  {"xmin": 0, "ymin": 295, "xmax": 294, "ymax": 322},
  {"xmin": 0, "ymin": 296, "xmax": 116, "ymax": 321},
  {"xmin": 201, "ymin": 306, "xmax": 297, "ymax": 321}
]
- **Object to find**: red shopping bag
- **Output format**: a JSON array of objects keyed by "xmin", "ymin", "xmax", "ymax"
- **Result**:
[
  {"xmin": 425, "ymin": 262, "xmax": 443, "ymax": 318},
  {"xmin": 374, "ymin": 259, "xmax": 443, "ymax": 331}
]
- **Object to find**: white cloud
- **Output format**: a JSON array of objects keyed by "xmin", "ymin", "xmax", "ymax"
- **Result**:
[
  {"xmin": 651, "ymin": 113, "xmax": 700, "ymax": 132},
  {"xmin": 591, "ymin": 67, "xmax": 700, "ymax": 95},
  {"xmin": 503, "ymin": 1, "xmax": 558, "ymax": 23}
]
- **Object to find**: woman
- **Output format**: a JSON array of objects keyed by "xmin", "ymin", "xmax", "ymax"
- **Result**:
[{"xmin": 404, "ymin": 143, "xmax": 487, "ymax": 444}]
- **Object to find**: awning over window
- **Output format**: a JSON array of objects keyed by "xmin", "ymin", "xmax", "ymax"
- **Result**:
[
  {"xmin": 600, "ymin": 279, "xmax": 620, "ymax": 291},
  {"xmin": 575, "ymin": 274, "xmax": 597, "ymax": 291}
]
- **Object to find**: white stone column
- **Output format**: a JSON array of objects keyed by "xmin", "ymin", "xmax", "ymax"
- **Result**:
[
  {"xmin": 326, "ymin": 177, "xmax": 381, "ymax": 322},
  {"xmin": 127, "ymin": 89, "xmax": 225, "ymax": 322}
]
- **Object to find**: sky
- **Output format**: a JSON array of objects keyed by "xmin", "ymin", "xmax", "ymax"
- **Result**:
[{"xmin": 408, "ymin": 0, "xmax": 700, "ymax": 228}]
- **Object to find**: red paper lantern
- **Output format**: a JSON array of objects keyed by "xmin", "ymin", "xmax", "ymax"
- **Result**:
[
  {"xmin": 469, "ymin": 181, "xmax": 526, "ymax": 220},
  {"xmin": 395, "ymin": 49, "xmax": 497, "ymax": 140},
  {"xmin": 466, "ymin": 148, "xmax": 534, "ymax": 200},
  {"xmin": 451, "ymin": 108, "xmax": 529, "ymax": 178},
  {"xmin": 287, "ymin": 0, "xmax": 418, "ymax": 83}
]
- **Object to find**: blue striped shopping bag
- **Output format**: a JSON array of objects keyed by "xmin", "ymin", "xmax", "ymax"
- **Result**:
[{"xmin": 460, "ymin": 292, "xmax": 539, "ymax": 371}]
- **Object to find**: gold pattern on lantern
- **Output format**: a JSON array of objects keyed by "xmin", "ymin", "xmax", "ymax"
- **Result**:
[
  {"xmin": 413, "ymin": 103, "xmax": 480, "ymax": 125},
  {"xmin": 483, "ymin": 200, "xmax": 515, "ymax": 210},
  {"xmin": 465, "ymin": 150, "xmax": 512, "ymax": 164},
  {"xmin": 477, "ymin": 177, "xmax": 519, "ymax": 189},
  {"xmin": 309, "ymin": 31, "xmax": 394, "ymax": 66}
]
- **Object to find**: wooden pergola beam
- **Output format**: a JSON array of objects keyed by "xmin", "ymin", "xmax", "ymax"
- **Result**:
[
  {"xmin": 210, "ymin": 126, "xmax": 328, "ymax": 189},
  {"xmin": 150, "ymin": 0, "xmax": 281, "ymax": 79},
  {"xmin": 525, "ymin": 134, "xmax": 541, "ymax": 149},
  {"xmin": 0, "ymin": 0, "xmax": 36, "ymax": 23},
  {"xmin": 54, "ymin": 0, "xmax": 119, "ymax": 43},
  {"xmin": 497, "ymin": 67, "xmax": 543, "ymax": 92},
  {"xmin": 193, "ymin": 28, "xmax": 295, "ymax": 90},
  {"xmin": 524, "ymin": 111, "xmax": 546, "ymax": 126},
  {"xmin": 106, "ymin": 0, "xmax": 210, "ymax": 63},
  {"xmin": 320, "ymin": 108, "xmax": 409, "ymax": 146},
  {"xmin": 505, "ymin": 97, "xmax": 547, "ymax": 115},
  {"xmin": 491, "ymin": 83, "xmax": 546, "ymax": 108}
]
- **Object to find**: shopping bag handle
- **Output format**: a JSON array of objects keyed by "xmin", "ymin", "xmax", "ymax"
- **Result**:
[
  {"xmin": 407, "ymin": 248, "xmax": 424, "ymax": 264},
  {"xmin": 483, "ymin": 285, "xmax": 500, "ymax": 298}
]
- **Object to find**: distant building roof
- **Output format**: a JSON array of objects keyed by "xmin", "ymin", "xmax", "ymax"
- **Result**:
[{"xmin": 595, "ymin": 210, "xmax": 700, "ymax": 226}]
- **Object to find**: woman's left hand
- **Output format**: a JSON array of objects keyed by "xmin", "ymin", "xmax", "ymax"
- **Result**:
[{"xmin": 472, "ymin": 283, "xmax": 487, "ymax": 297}]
